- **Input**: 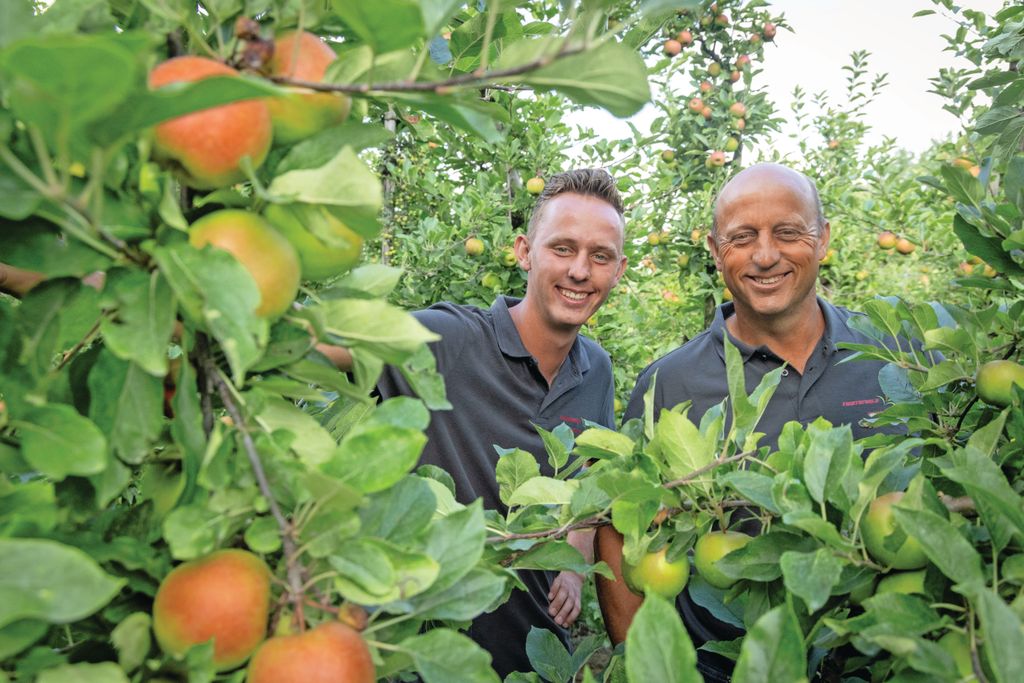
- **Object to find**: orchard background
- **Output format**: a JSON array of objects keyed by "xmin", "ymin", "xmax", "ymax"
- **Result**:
[{"xmin": 0, "ymin": 1, "xmax": 1023, "ymax": 682}]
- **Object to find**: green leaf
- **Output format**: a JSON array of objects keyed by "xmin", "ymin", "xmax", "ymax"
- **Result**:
[
  {"xmin": 0, "ymin": 0, "xmax": 34, "ymax": 49},
  {"xmin": 719, "ymin": 471, "xmax": 780, "ymax": 514},
  {"xmin": 401, "ymin": 628, "xmax": 500, "ymax": 683},
  {"xmin": 322, "ymin": 422, "xmax": 427, "ymax": 493},
  {"xmin": 255, "ymin": 393, "xmax": 338, "ymax": 466},
  {"xmin": 803, "ymin": 422, "xmax": 859, "ymax": 511},
  {"xmin": 0, "ymin": 218, "xmax": 109, "ymax": 273},
  {"xmin": 507, "ymin": 476, "xmax": 578, "ymax": 506},
  {"xmin": 779, "ymin": 549, "xmax": 845, "ymax": 613},
  {"xmin": 35, "ymin": 662, "xmax": 129, "ymax": 683},
  {"xmin": 420, "ymin": 0, "xmax": 464, "ymax": 37},
  {"xmin": 332, "ymin": 538, "xmax": 439, "ymax": 604},
  {"xmin": 573, "ymin": 427, "xmax": 636, "ymax": 460},
  {"xmin": 716, "ymin": 531, "xmax": 817, "ymax": 582},
  {"xmin": 959, "ymin": 583, "xmax": 1024, "ymax": 683},
  {"xmin": 891, "ymin": 507, "xmax": 984, "ymax": 585},
  {"xmin": 536, "ymin": 422, "xmax": 571, "ymax": 473},
  {"xmin": 0, "ymin": 538, "xmax": 124, "ymax": 629},
  {"xmin": 724, "ymin": 336, "xmax": 783, "ymax": 449},
  {"xmin": 16, "ymin": 403, "xmax": 108, "ymax": 480},
  {"xmin": 1, "ymin": 34, "xmax": 136, "ymax": 138},
  {"xmin": 940, "ymin": 164, "xmax": 985, "ymax": 206},
  {"xmin": 860, "ymin": 593, "xmax": 945, "ymax": 638},
  {"xmin": 975, "ymin": 106, "xmax": 1019, "ymax": 136},
  {"xmin": 388, "ymin": 93, "xmax": 507, "ymax": 144},
  {"xmin": 110, "ymin": 612, "xmax": 151, "ymax": 673},
  {"xmin": 99, "ymin": 269, "xmax": 176, "ymax": 376},
  {"xmin": 154, "ymin": 243, "xmax": 267, "ymax": 384},
  {"xmin": 0, "ymin": 619, "xmax": 47, "ymax": 660},
  {"xmin": 411, "ymin": 567, "xmax": 507, "ymax": 620},
  {"xmin": 361, "ymin": 475, "xmax": 436, "ymax": 545},
  {"xmin": 332, "ymin": 0, "xmax": 425, "ymax": 53},
  {"xmin": 496, "ymin": 449, "xmax": 541, "ymax": 506},
  {"xmin": 513, "ymin": 541, "xmax": 595, "ymax": 576},
  {"xmin": 649, "ymin": 408, "xmax": 715, "ymax": 492},
  {"xmin": 526, "ymin": 627, "xmax": 573, "ymax": 683},
  {"xmin": 625, "ymin": 594, "xmax": 701, "ymax": 683},
  {"xmin": 423, "ymin": 502, "xmax": 486, "ymax": 592},
  {"xmin": 243, "ymin": 516, "xmax": 282, "ymax": 554},
  {"xmin": 269, "ymin": 146, "xmax": 382, "ymax": 213},
  {"xmin": 732, "ymin": 601, "xmax": 808, "ymax": 683},
  {"xmin": 87, "ymin": 351, "xmax": 163, "ymax": 465},
  {"xmin": 16, "ymin": 279, "xmax": 102, "ymax": 377},
  {"xmin": 318, "ymin": 297, "xmax": 439, "ymax": 365},
  {"xmin": 514, "ymin": 41, "xmax": 650, "ymax": 117},
  {"xmin": 162, "ymin": 504, "xmax": 221, "ymax": 560},
  {"xmin": 942, "ymin": 446, "xmax": 1024, "ymax": 550}
]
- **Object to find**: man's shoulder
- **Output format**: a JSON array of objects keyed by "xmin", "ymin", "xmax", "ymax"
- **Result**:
[
  {"xmin": 577, "ymin": 333, "xmax": 612, "ymax": 365},
  {"xmin": 414, "ymin": 301, "xmax": 491, "ymax": 334}
]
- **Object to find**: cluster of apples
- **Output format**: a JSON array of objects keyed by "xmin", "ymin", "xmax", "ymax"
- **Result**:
[
  {"xmin": 149, "ymin": 27, "xmax": 363, "ymax": 320},
  {"xmin": 152, "ymin": 549, "xmax": 374, "ymax": 681}
]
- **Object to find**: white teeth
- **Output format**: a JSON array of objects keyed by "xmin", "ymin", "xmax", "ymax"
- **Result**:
[
  {"xmin": 559, "ymin": 288, "xmax": 587, "ymax": 301},
  {"xmin": 754, "ymin": 275, "xmax": 784, "ymax": 285}
]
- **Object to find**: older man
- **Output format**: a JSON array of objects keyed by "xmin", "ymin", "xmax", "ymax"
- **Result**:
[{"xmin": 596, "ymin": 163, "xmax": 901, "ymax": 681}]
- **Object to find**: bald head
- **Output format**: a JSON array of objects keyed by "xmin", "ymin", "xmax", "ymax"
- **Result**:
[{"xmin": 712, "ymin": 164, "xmax": 825, "ymax": 239}]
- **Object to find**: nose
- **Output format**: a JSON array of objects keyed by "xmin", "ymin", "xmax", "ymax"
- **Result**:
[
  {"xmin": 751, "ymin": 233, "xmax": 781, "ymax": 269},
  {"xmin": 567, "ymin": 252, "xmax": 591, "ymax": 281}
]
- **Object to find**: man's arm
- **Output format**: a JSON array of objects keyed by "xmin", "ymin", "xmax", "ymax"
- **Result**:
[
  {"xmin": 594, "ymin": 525, "xmax": 644, "ymax": 644},
  {"xmin": 546, "ymin": 528, "xmax": 595, "ymax": 628}
]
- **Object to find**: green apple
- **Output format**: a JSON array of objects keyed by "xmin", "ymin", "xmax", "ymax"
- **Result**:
[
  {"xmin": 622, "ymin": 547, "xmax": 690, "ymax": 599},
  {"xmin": 693, "ymin": 531, "xmax": 752, "ymax": 589},
  {"xmin": 862, "ymin": 492, "xmax": 928, "ymax": 569}
]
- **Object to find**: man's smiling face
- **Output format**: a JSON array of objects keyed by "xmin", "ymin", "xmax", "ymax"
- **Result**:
[
  {"xmin": 516, "ymin": 192, "xmax": 627, "ymax": 333},
  {"xmin": 709, "ymin": 165, "xmax": 829, "ymax": 325}
]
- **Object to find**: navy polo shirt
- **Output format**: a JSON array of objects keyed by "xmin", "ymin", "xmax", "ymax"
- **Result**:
[
  {"xmin": 623, "ymin": 298, "xmax": 902, "ymax": 675},
  {"xmin": 624, "ymin": 298, "xmax": 898, "ymax": 447},
  {"xmin": 376, "ymin": 295, "xmax": 616, "ymax": 678}
]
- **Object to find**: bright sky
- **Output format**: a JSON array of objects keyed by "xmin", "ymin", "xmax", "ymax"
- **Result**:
[{"xmin": 570, "ymin": 0, "xmax": 1006, "ymax": 158}]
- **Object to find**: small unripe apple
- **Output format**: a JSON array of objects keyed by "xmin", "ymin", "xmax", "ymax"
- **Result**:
[
  {"xmin": 246, "ymin": 622, "xmax": 374, "ymax": 683},
  {"xmin": 975, "ymin": 359, "xmax": 1024, "ymax": 408},
  {"xmin": 820, "ymin": 248, "xmax": 835, "ymax": 266},
  {"xmin": 728, "ymin": 102, "xmax": 747, "ymax": 118},
  {"xmin": 895, "ymin": 238, "xmax": 915, "ymax": 255},
  {"xmin": 763, "ymin": 22, "xmax": 777, "ymax": 40},
  {"xmin": 677, "ymin": 253, "xmax": 690, "ymax": 267},
  {"xmin": 749, "ymin": 33, "xmax": 762, "ymax": 46},
  {"xmin": 499, "ymin": 246, "xmax": 518, "ymax": 267},
  {"xmin": 701, "ymin": 106, "xmax": 713, "ymax": 120},
  {"xmin": 664, "ymin": 39, "xmax": 682, "ymax": 56},
  {"xmin": 707, "ymin": 62, "xmax": 722, "ymax": 77},
  {"xmin": 622, "ymin": 547, "xmax": 690, "ymax": 599},
  {"xmin": 464, "ymin": 237, "xmax": 485, "ymax": 256},
  {"xmin": 876, "ymin": 569, "xmax": 927, "ymax": 596},
  {"xmin": 970, "ymin": 165, "xmax": 981, "ymax": 177},
  {"xmin": 647, "ymin": 232, "xmax": 661, "ymax": 246},
  {"xmin": 694, "ymin": 531, "xmax": 751, "ymax": 589},
  {"xmin": 707, "ymin": 151, "xmax": 726, "ymax": 167},
  {"xmin": 951, "ymin": 157, "xmax": 974, "ymax": 169},
  {"xmin": 862, "ymin": 492, "xmax": 929, "ymax": 569},
  {"xmin": 677, "ymin": 30, "xmax": 693, "ymax": 46},
  {"xmin": 525, "ymin": 176, "xmax": 545, "ymax": 194},
  {"xmin": 827, "ymin": 139, "xmax": 840, "ymax": 150},
  {"xmin": 732, "ymin": 118, "xmax": 746, "ymax": 131},
  {"xmin": 714, "ymin": 13, "xmax": 729, "ymax": 27},
  {"xmin": 729, "ymin": 70, "xmax": 741, "ymax": 82},
  {"xmin": 724, "ymin": 137, "xmax": 739, "ymax": 152},
  {"xmin": 481, "ymin": 272, "xmax": 501, "ymax": 290},
  {"xmin": 699, "ymin": 80, "xmax": 713, "ymax": 93},
  {"xmin": 855, "ymin": 269, "xmax": 869, "ymax": 281},
  {"xmin": 661, "ymin": 149, "xmax": 675, "ymax": 162},
  {"xmin": 877, "ymin": 231, "xmax": 897, "ymax": 249},
  {"xmin": 735, "ymin": 54, "xmax": 751, "ymax": 68},
  {"xmin": 688, "ymin": 97, "xmax": 705, "ymax": 113}
]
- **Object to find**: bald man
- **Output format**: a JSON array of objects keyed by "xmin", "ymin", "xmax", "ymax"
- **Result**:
[{"xmin": 596, "ymin": 164, "xmax": 904, "ymax": 681}]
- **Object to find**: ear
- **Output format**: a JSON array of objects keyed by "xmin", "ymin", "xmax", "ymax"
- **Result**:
[
  {"xmin": 817, "ymin": 221, "xmax": 831, "ymax": 260},
  {"xmin": 513, "ymin": 234, "xmax": 531, "ymax": 271},
  {"xmin": 707, "ymin": 232, "xmax": 723, "ymax": 270}
]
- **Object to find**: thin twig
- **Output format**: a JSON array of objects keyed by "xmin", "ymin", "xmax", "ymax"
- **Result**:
[
  {"xmin": 206, "ymin": 358, "xmax": 307, "ymax": 630},
  {"xmin": 663, "ymin": 450, "xmax": 757, "ymax": 489}
]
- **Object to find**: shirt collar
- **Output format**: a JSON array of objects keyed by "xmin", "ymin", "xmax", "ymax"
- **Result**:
[
  {"xmin": 709, "ymin": 297, "xmax": 843, "ymax": 361},
  {"xmin": 490, "ymin": 295, "xmax": 590, "ymax": 372}
]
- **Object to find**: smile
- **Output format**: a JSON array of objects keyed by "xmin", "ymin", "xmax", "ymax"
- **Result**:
[
  {"xmin": 750, "ymin": 274, "xmax": 787, "ymax": 286},
  {"xmin": 558, "ymin": 287, "xmax": 589, "ymax": 301}
]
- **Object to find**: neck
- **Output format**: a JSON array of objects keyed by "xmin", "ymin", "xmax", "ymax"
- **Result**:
[
  {"xmin": 509, "ymin": 298, "xmax": 577, "ymax": 384},
  {"xmin": 726, "ymin": 299, "xmax": 825, "ymax": 373}
]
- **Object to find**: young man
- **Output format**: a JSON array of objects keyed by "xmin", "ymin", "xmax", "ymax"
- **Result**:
[
  {"xmin": 324, "ymin": 168, "xmax": 629, "ymax": 677},
  {"xmin": 596, "ymin": 164, "xmax": 904, "ymax": 681}
]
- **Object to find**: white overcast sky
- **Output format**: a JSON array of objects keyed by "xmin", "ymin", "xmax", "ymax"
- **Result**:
[{"xmin": 571, "ymin": 0, "xmax": 1007, "ymax": 158}]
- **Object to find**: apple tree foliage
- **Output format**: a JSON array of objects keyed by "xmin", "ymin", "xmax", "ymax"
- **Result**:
[{"xmin": 2, "ymin": 0, "xmax": 1024, "ymax": 682}]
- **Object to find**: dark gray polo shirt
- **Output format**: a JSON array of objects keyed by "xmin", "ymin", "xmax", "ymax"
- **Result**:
[
  {"xmin": 376, "ymin": 295, "xmax": 615, "ymax": 678},
  {"xmin": 623, "ymin": 298, "xmax": 899, "ymax": 678},
  {"xmin": 625, "ymin": 298, "xmax": 896, "ymax": 447}
]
